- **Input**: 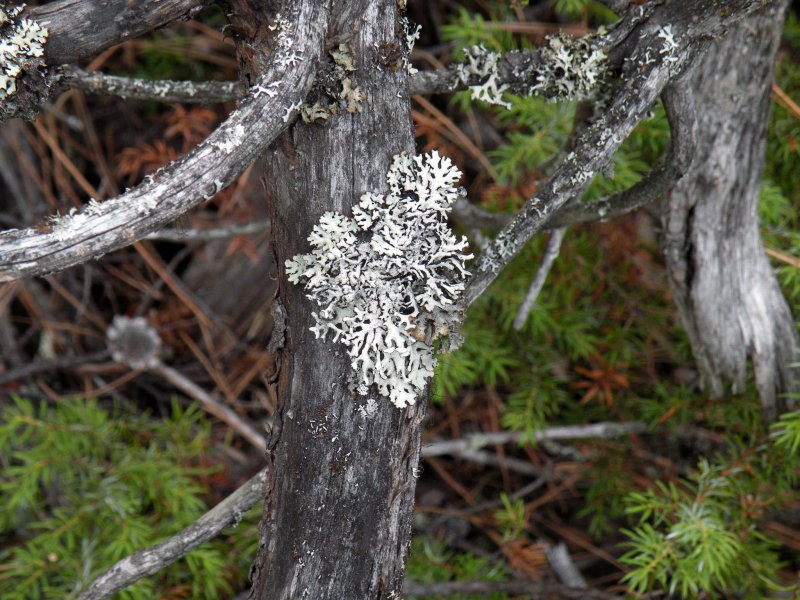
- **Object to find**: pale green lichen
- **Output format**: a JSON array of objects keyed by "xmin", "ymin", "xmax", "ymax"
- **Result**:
[
  {"xmin": 533, "ymin": 34, "xmax": 607, "ymax": 101},
  {"xmin": 286, "ymin": 151, "xmax": 472, "ymax": 408},
  {"xmin": 456, "ymin": 44, "xmax": 510, "ymax": 109},
  {"xmin": 0, "ymin": 4, "xmax": 48, "ymax": 100}
]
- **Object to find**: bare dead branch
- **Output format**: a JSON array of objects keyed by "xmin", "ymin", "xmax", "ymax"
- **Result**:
[
  {"xmin": 59, "ymin": 65, "xmax": 472, "ymax": 103},
  {"xmin": 513, "ymin": 227, "xmax": 567, "ymax": 330},
  {"xmin": 452, "ymin": 198, "xmax": 512, "ymax": 230},
  {"xmin": 27, "ymin": 0, "xmax": 213, "ymax": 65},
  {"xmin": 62, "ymin": 66, "xmax": 243, "ymax": 105},
  {"xmin": 153, "ymin": 363, "xmax": 267, "ymax": 452},
  {"xmin": 452, "ymin": 81, "xmax": 697, "ymax": 236},
  {"xmin": 459, "ymin": 0, "xmax": 727, "ymax": 308},
  {"xmin": 546, "ymin": 82, "xmax": 698, "ymax": 229},
  {"xmin": 0, "ymin": 0, "xmax": 329, "ymax": 282},
  {"xmin": 432, "ymin": 447, "xmax": 544, "ymax": 477},
  {"xmin": 75, "ymin": 468, "xmax": 268, "ymax": 600},
  {"xmin": 422, "ymin": 421, "xmax": 648, "ymax": 458}
]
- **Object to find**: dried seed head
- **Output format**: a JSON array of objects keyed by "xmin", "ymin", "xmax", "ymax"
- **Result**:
[{"xmin": 106, "ymin": 316, "xmax": 163, "ymax": 370}]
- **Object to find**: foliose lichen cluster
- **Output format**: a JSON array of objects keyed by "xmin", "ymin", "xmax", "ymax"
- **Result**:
[
  {"xmin": 299, "ymin": 43, "xmax": 364, "ymax": 123},
  {"xmin": 0, "ymin": 4, "xmax": 48, "ymax": 101},
  {"xmin": 285, "ymin": 151, "xmax": 472, "ymax": 408},
  {"xmin": 401, "ymin": 16, "xmax": 422, "ymax": 75},
  {"xmin": 532, "ymin": 34, "xmax": 607, "ymax": 101},
  {"xmin": 456, "ymin": 44, "xmax": 511, "ymax": 109}
]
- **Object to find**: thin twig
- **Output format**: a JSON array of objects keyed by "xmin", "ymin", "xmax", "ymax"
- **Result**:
[
  {"xmin": 62, "ymin": 66, "xmax": 243, "ymax": 105},
  {"xmin": 421, "ymin": 421, "xmax": 648, "ymax": 458},
  {"xmin": 513, "ymin": 227, "xmax": 567, "ymax": 330},
  {"xmin": 153, "ymin": 363, "xmax": 266, "ymax": 452},
  {"xmin": 75, "ymin": 468, "xmax": 268, "ymax": 600},
  {"xmin": 432, "ymin": 447, "xmax": 543, "ymax": 477},
  {"xmin": 0, "ymin": 350, "xmax": 109, "ymax": 385}
]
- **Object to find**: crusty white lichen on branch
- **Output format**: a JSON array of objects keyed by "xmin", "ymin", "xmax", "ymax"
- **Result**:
[
  {"xmin": 0, "ymin": 5, "xmax": 47, "ymax": 99},
  {"xmin": 0, "ymin": 4, "xmax": 49, "ymax": 121}
]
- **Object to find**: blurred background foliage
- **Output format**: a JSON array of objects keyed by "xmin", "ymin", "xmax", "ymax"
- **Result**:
[{"xmin": 0, "ymin": 0, "xmax": 798, "ymax": 598}]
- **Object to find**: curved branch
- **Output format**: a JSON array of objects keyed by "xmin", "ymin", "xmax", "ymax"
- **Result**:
[
  {"xmin": 0, "ymin": 0, "xmax": 329, "ymax": 282},
  {"xmin": 546, "ymin": 82, "xmax": 698, "ymax": 228},
  {"xmin": 75, "ymin": 468, "xmax": 269, "ymax": 600},
  {"xmin": 461, "ymin": 50, "xmax": 689, "ymax": 308},
  {"xmin": 27, "ymin": 0, "xmax": 213, "ymax": 65},
  {"xmin": 457, "ymin": 0, "xmax": 756, "ymax": 309}
]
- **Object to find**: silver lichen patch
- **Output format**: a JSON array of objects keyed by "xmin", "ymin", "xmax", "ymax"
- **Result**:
[
  {"xmin": 533, "ymin": 34, "xmax": 607, "ymax": 102},
  {"xmin": 286, "ymin": 151, "xmax": 473, "ymax": 408},
  {"xmin": 456, "ymin": 44, "xmax": 510, "ymax": 109}
]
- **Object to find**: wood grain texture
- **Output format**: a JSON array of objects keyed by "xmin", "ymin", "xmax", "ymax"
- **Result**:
[
  {"xmin": 246, "ymin": 1, "xmax": 422, "ymax": 598},
  {"xmin": 28, "ymin": 0, "xmax": 213, "ymax": 64},
  {"xmin": 660, "ymin": 0, "xmax": 799, "ymax": 420}
]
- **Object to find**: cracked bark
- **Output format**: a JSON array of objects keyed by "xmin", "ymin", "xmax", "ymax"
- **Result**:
[
  {"xmin": 245, "ymin": 1, "xmax": 422, "ymax": 598},
  {"xmin": 660, "ymin": 0, "xmax": 799, "ymax": 421}
]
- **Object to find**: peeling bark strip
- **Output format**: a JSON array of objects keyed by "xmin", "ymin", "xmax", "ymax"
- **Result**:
[
  {"xmin": 247, "ymin": 1, "xmax": 421, "ymax": 597},
  {"xmin": 660, "ymin": 0, "xmax": 799, "ymax": 421}
]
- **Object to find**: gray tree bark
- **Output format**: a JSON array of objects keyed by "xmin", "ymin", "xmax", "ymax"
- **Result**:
[
  {"xmin": 660, "ymin": 0, "xmax": 799, "ymax": 421},
  {"xmin": 245, "ymin": 1, "xmax": 424, "ymax": 598}
]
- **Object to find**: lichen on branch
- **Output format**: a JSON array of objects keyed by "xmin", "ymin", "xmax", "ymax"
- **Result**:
[
  {"xmin": 286, "ymin": 151, "xmax": 473, "ymax": 408},
  {"xmin": 530, "ymin": 34, "xmax": 607, "ymax": 101},
  {"xmin": 0, "ymin": 4, "xmax": 48, "ymax": 101},
  {"xmin": 456, "ymin": 44, "xmax": 511, "ymax": 109}
]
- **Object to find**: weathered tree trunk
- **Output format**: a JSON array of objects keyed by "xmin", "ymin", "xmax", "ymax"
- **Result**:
[
  {"xmin": 660, "ymin": 0, "xmax": 799, "ymax": 422},
  {"xmin": 247, "ymin": 2, "xmax": 423, "ymax": 598}
]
